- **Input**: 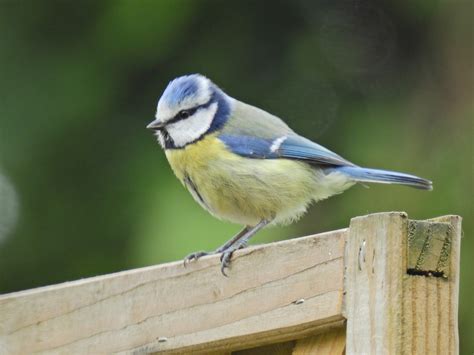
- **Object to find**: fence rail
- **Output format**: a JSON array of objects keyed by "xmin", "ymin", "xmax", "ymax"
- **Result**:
[{"xmin": 0, "ymin": 212, "xmax": 461, "ymax": 354}]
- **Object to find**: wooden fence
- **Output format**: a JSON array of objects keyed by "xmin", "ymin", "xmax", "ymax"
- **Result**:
[{"xmin": 0, "ymin": 212, "xmax": 462, "ymax": 354}]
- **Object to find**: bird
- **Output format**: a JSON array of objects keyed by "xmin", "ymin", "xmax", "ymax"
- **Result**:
[{"xmin": 146, "ymin": 74, "xmax": 432, "ymax": 276}]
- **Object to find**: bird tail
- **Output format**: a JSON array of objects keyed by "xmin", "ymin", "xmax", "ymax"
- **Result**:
[{"xmin": 336, "ymin": 166, "xmax": 433, "ymax": 190}]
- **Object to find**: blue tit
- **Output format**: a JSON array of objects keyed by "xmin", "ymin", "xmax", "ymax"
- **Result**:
[{"xmin": 147, "ymin": 74, "xmax": 432, "ymax": 275}]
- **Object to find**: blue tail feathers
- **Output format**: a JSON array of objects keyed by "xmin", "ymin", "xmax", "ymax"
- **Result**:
[{"xmin": 336, "ymin": 166, "xmax": 433, "ymax": 190}]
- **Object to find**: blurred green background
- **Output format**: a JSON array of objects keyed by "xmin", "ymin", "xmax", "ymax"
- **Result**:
[{"xmin": 0, "ymin": 0, "xmax": 472, "ymax": 351}]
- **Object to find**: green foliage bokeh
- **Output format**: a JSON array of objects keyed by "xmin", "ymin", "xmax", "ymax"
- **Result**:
[{"xmin": 0, "ymin": 0, "xmax": 472, "ymax": 351}]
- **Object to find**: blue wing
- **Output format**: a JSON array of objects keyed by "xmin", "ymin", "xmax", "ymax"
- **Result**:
[{"xmin": 219, "ymin": 134, "xmax": 354, "ymax": 166}]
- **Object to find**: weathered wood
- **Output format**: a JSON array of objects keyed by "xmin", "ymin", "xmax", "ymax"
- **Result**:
[
  {"xmin": 345, "ymin": 212, "xmax": 407, "ymax": 354},
  {"xmin": 292, "ymin": 326, "xmax": 345, "ymax": 355},
  {"xmin": 0, "ymin": 229, "xmax": 347, "ymax": 354},
  {"xmin": 403, "ymin": 215, "xmax": 461, "ymax": 355},
  {"xmin": 233, "ymin": 340, "xmax": 295, "ymax": 355},
  {"xmin": 407, "ymin": 220, "xmax": 452, "ymax": 277},
  {"xmin": 345, "ymin": 213, "xmax": 461, "ymax": 355},
  {"xmin": 235, "ymin": 326, "xmax": 346, "ymax": 355},
  {"xmin": 0, "ymin": 213, "xmax": 461, "ymax": 354}
]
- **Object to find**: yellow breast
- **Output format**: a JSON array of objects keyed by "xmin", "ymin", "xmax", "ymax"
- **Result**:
[
  {"xmin": 165, "ymin": 134, "xmax": 236, "ymax": 181},
  {"xmin": 165, "ymin": 134, "xmax": 321, "ymax": 226}
]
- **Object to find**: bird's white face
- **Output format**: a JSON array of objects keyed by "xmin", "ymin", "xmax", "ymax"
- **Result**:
[
  {"xmin": 149, "ymin": 75, "xmax": 229, "ymax": 149},
  {"xmin": 160, "ymin": 102, "xmax": 218, "ymax": 148}
]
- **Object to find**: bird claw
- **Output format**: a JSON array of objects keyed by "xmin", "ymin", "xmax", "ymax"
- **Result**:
[
  {"xmin": 183, "ymin": 251, "xmax": 210, "ymax": 267},
  {"xmin": 220, "ymin": 251, "xmax": 233, "ymax": 277},
  {"xmin": 184, "ymin": 239, "xmax": 250, "ymax": 275},
  {"xmin": 219, "ymin": 240, "xmax": 249, "ymax": 276}
]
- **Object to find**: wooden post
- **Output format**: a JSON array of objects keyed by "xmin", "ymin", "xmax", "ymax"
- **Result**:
[
  {"xmin": 345, "ymin": 212, "xmax": 461, "ymax": 355},
  {"xmin": 0, "ymin": 213, "xmax": 461, "ymax": 354}
]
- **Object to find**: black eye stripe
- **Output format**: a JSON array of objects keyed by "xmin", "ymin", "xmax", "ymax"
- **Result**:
[
  {"xmin": 177, "ymin": 107, "xmax": 198, "ymax": 119},
  {"xmin": 166, "ymin": 96, "xmax": 215, "ymax": 125},
  {"xmin": 166, "ymin": 107, "xmax": 198, "ymax": 125}
]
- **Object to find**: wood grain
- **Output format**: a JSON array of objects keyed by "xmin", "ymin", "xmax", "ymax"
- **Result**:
[
  {"xmin": 0, "ymin": 213, "xmax": 461, "ymax": 354},
  {"xmin": 402, "ymin": 215, "xmax": 461, "ymax": 355},
  {"xmin": 407, "ymin": 220, "xmax": 452, "ymax": 277},
  {"xmin": 345, "ymin": 213, "xmax": 461, "ymax": 355},
  {"xmin": 233, "ymin": 340, "xmax": 295, "ymax": 355},
  {"xmin": 0, "ymin": 229, "xmax": 347, "ymax": 354},
  {"xmin": 292, "ymin": 326, "xmax": 345, "ymax": 355}
]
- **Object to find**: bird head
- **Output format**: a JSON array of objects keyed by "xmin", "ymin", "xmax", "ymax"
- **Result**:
[{"xmin": 147, "ymin": 74, "xmax": 232, "ymax": 149}]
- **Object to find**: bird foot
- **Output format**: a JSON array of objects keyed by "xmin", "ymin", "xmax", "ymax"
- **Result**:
[
  {"xmin": 183, "ymin": 240, "xmax": 249, "ymax": 276},
  {"xmin": 183, "ymin": 251, "xmax": 211, "ymax": 266},
  {"xmin": 219, "ymin": 240, "xmax": 248, "ymax": 277}
]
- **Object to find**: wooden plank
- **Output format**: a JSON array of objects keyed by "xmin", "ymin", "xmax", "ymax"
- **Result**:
[
  {"xmin": 233, "ymin": 340, "xmax": 295, "ymax": 355},
  {"xmin": 232, "ymin": 326, "xmax": 346, "ymax": 355},
  {"xmin": 292, "ymin": 326, "xmax": 345, "ymax": 355},
  {"xmin": 345, "ymin": 212, "xmax": 408, "ymax": 354},
  {"xmin": 427, "ymin": 215, "xmax": 461, "ymax": 354},
  {"xmin": 0, "ymin": 229, "xmax": 347, "ymax": 354},
  {"xmin": 345, "ymin": 212, "xmax": 461, "ymax": 355},
  {"xmin": 401, "ymin": 215, "xmax": 461, "ymax": 355}
]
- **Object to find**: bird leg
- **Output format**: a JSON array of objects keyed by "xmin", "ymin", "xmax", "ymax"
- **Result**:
[
  {"xmin": 220, "ymin": 219, "xmax": 270, "ymax": 276},
  {"xmin": 215, "ymin": 226, "xmax": 251, "ymax": 253},
  {"xmin": 183, "ymin": 226, "xmax": 250, "ymax": 266}
]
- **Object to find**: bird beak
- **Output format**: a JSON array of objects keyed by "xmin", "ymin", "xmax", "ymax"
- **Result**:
[{"xmin": 146, "ymin": 119, "xmax": 165, "ymax": 130}]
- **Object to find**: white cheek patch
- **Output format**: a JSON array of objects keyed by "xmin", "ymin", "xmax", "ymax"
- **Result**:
[{"xmin": 166, "ymin": 102, "xmax": 218, "ymax": 147}]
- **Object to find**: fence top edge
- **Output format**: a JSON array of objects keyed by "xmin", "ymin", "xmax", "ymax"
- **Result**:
[
  {"xmin": 0, "ymin": 227, "xmax": 349, "ymax": 301},
  {"xmin": 1, "ymin": 212, "xmax": 461, "ymax": 301}
]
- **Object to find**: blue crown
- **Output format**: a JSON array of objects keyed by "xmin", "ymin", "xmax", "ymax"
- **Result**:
[{"xmin": 161, "ymin": 74, "xmax": 203, "ymax": 107}]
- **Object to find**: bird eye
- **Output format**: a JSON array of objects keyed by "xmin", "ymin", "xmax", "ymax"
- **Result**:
[{"xmin": 178, "ymin": 110, "xmax": 191, "ymax": 119}]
